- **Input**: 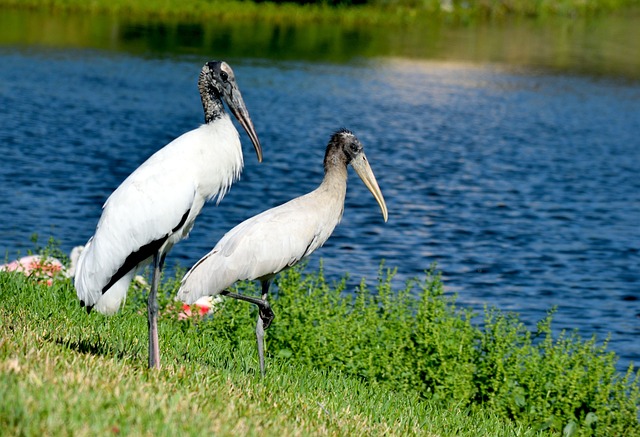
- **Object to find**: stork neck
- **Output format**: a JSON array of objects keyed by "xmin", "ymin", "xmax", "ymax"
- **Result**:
[
  {"xmin": 320, "ymin": 144, "xmax": 350, "ymax": 191},
  {"xmin": 198, "ymin": 76, "xmax": 225, "ymax": 124},
  {"xmin": 319, "ymin": 161, "xmax": 349, "ymax": 199}
]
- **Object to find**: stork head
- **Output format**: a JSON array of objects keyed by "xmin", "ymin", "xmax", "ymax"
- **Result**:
[
  {"xmin": 329, "ymin": 128, "xmax": 388, "ymax": 222},
  {"xmin": 200, "ymin": 61, "xmax": 263, "ymax": 162}
]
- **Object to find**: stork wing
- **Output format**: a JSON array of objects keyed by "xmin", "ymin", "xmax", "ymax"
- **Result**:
[
  {"xmin": 177, "ymin": 193, "xmax": 340, "ymax": 304},
  {"xmin": 75, "ymin": 161, "xmax": 197, "ymax": 309}
]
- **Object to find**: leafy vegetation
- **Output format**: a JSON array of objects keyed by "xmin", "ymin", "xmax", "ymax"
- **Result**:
[
  {"xmin": 1, "ymin": 240, "xmax": 638, "ymax": 435},
  {"xmin": 267, "ymin": 266, "xmax": 640, "ymax": 435}
]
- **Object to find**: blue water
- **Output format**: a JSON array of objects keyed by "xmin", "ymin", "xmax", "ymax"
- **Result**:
[{"xmin": 1, "ymin": 49, "xmax": 639, "ymax": 370}]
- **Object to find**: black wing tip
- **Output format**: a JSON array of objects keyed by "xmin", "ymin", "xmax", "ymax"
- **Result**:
[{"xmin": 79, "ymin": 300, "xmax": 93, "ymax": 314}]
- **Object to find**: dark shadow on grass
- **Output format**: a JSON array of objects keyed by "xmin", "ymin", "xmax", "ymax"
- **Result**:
[{"xmin": 45, "ymin": 332, "xmax": 141, "ymax": 361}]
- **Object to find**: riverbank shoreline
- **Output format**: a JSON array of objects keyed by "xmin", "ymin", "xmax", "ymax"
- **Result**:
[{"xmin": 2, "ymin": 0, "xmax": 639, "ymax": 26}]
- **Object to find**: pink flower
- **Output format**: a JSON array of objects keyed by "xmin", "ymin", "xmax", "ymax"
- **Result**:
[
  {"xmin": 177, "ymin": 297, "xmax": 217, "ymax": 320},
  {"xmin": 1, "ymin": 255, "xmax": 65, "ymax": 286}
]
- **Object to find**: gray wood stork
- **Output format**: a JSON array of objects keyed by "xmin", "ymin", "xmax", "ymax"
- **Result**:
[
  {"xmin": 74, "ymin": 61, "xmax": 262, "ymax": 369},
  {"xmin": 176, "ymin": 128, "xmax": 388, "ymax": 375}
]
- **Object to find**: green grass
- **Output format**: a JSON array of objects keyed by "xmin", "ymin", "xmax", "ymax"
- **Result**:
[
  {"xmin": 1, "ymin": 243, "xmax": 639, "ymax": 435},
  {"xmin": 1, "ymin": 271, "xmax": 518, "ymax": 436},
  {"xmin": 1, "ymin": 0, "xmax": 639, "ymax": 25}
]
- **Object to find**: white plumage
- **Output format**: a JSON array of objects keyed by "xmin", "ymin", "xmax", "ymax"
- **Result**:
[
  {"xmin": 74, "ymin": 61, "xmax": 262, "ymax": 368},
  {"xmin": 177, "ymin": 128, "xmax": 388, "ymax": 375},
  {"xmin": 75, "ymin": 120, "xmax": 244, "ymax": 314}
]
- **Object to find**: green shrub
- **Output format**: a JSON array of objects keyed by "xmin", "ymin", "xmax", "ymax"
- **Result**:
[{"xmin": 196, "ymin": 263, "xmax": 639, "ymax": 435}]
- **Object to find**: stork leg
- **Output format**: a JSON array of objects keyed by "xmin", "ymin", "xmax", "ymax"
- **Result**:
[
  {"xmin": 255, "ymin": 315, "xmax": 266, "ymax": 376},
  {"xmin": 148, "ymin": 252, "xmax": 165, "ymax": 369},
  {"xmin": 220, "ymin": 279, "xmax": 273, "ymax": 376},
  {"xmin": 256, "ymin": 280, "xmax": 271, "ymax": 376}
]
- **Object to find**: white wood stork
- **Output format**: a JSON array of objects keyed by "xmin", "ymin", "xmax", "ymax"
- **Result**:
[
  {"xmin": 74, "ymin": 61, "xmax": 262, "ymax": 369},
  {"xmin": 176, "ymin": 128, "xmax": 388, "ymax": 375}
]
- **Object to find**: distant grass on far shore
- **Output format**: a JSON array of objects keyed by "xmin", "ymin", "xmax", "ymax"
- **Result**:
[{"xmin": 1, "ymin": 0, "xmax": 639, "ymax": 26}]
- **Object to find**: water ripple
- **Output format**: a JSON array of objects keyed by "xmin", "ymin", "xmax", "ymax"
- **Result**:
[{"xmin": 0, "ymin": 49, "xmax": 639, "ymax": 370}]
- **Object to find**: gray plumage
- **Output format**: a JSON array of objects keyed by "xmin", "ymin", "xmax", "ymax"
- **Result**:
[{"xmin": 177, "ymin": 128, "xmax": 388, "ymax": 375}]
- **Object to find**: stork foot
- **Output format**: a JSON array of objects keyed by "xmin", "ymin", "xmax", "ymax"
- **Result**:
[
  {"xmin": 220, "ymin": 289, "xmax": 275, "ymax": 328},
  {"xmin": 258, "ymin": 301, "xmax": 275, "ymax": 329}
]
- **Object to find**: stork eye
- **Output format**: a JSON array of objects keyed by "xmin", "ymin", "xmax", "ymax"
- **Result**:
[
  {"xmin": 220, "ymin": 71, "xmax": 229, "ymax": 82},
  {"xmin": 350, "ymin": 142, "xmax": 360, "ymax": 153}
]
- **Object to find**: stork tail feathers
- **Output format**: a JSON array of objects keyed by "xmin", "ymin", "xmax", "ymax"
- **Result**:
[
  {"xmin": 176, "ymin": 249, "xmax": 233, "ymax": 304},
  {"xmin": 75, "ymin": 239, "xmax": 136, "ymax": 316},
  {"xmin": 94, "ymin": 271, "xmax": 134, "ymax": 315}
]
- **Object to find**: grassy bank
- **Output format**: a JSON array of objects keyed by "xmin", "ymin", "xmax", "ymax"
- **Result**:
[
  {"xmin": 1, "ymin": 242, "xmax": 639, "ymax": 435},
  {"xmin": 1, "ymin": 0, "xmax": 639, "ymax": 26},
  {"xmin": 1, "ymin": 268, "xmax": 517, "ymax": 436}
]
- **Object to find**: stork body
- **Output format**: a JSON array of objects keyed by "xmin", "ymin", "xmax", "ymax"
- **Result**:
[
  {"xmin": 74, "ymin": 61, "xmax": 262, "ymax": 368},
  {"xmin": 177, "ymin": 129, "xmax": 388, "ymax": 375},
  {"xmin": 75, "ymin": 120, "xmax": 244, "ymax": 314}
]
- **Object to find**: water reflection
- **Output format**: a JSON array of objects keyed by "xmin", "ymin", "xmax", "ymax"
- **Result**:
[{"xmin": 1, "ymin": 9, "xmax": 639, "ymax": 79}]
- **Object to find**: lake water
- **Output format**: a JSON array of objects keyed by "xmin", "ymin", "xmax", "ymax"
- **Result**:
[{"xmin": 0, "ymin": 10, "xmax": 638, "ymax": 370}]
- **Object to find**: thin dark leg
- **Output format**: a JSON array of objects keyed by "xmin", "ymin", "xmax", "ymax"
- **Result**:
[
  {"xmin": 148, "ymin": 252, "xmax": 164, "ymax": 369},
  {"xmin": 220, "ymin": 280, "xmax": 273, "ymax": 376},
  {"xmin": 256, "ymin": 280, "xmax": 271, "ymax": 377},
  {"xmin": 219, "ymin": 288, "xmax": 274, "ymax": 328}
]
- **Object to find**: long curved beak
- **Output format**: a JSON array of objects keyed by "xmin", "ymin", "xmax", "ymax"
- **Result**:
[
  {"xmin": 351, "ymin": 153, "xmax": 388, "ymax": 222},
  {"xmin": 226, "ymin": 88, "xmax": 263, "ymax": 163}
]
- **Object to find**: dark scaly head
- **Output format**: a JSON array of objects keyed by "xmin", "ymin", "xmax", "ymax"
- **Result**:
[
  {"xmin": 324, "ymin": 128, "xmax": 388, "ymax": 222},
  {"xmin": 199, "ymin": 61, "xmax": 262, "ymax": 162}
]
